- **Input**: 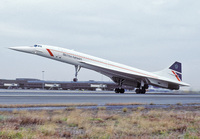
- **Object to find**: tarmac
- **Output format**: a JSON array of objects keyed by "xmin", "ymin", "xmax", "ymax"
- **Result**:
[{"xmin": 0, "ymin": 90, "xmax": 199, "ymax": 105}]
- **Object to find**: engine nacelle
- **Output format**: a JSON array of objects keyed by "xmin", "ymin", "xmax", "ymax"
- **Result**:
[{"xmin": 168, "ymin": 83, "xmax": 180, "ymax": 90}]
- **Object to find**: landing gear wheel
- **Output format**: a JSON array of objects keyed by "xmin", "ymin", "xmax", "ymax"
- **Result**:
[
  {"xmin": 141, "ymin": 87, "xmax": 146, "ymax": 94},
  {"xmin": 135, "ymin": 88, "xmax": 146, "ymax": 94},
  {"xmin": 73, "ymin": 78, "xmax": 78, "ymax": 82},
  {"xmin": 115, "ymin": 88, "xmax": 125, "ymax": 93},
  {"xmin": 115, "ymin": 88, "xmax": 120, "ymax": 93},
  {"xmin": 136, "ymin": 89, "xmax": 140, "ymax": 94},
  {"xmin": 120, "ymin": 88, "xmax": 125, "ymax": 94}
]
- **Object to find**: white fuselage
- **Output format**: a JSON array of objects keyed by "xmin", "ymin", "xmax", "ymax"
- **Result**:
[
  {"xmin": 36, "ymin": 45, "xmax": 158, "ymax": 79},
  {"xmin": 9, "ymin": 44, "xmax": 189, "ymax": 91}
]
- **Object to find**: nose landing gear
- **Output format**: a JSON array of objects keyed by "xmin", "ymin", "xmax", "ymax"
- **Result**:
[{"xmin": 73, "ymin": 65, "xmax": 81, "ymax": 82}]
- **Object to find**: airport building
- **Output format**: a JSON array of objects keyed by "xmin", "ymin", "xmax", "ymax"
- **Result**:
[{"xmin": 0, "ymin": 78, "xmax": 134, "ymax": 91}]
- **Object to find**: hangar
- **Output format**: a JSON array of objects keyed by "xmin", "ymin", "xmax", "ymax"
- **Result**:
[{"xmin": 0, "ymin": 78, "xmax": 134, "ymax": 91}]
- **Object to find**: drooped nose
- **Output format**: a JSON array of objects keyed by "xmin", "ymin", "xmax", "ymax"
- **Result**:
[{"xmin": 9, "ymin": 46, "xmax": 35, "ymax": 54}]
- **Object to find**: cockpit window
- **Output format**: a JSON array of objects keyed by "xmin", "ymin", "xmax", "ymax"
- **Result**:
[{"xmin": 34, "ymin": 45, "xmax": 42, "ymax": 47}]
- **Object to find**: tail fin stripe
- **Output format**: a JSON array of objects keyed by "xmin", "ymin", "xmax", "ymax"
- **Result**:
[{"xmin": 172, "ymin": 71, "xmax": 181, "ymax": 81}]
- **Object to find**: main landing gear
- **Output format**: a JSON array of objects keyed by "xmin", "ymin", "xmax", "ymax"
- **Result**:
[
  {"xmin": 73, "ymin": 65, "xmax": 81, "ymax": 82},
  {"xmin": 115, "ymin": 79, "xmax": 125, "ymax": 94},
  {"xmin": 115, "ymin": 88, "xmax": 125, "ymax": 93},
  {"xmin": 135, "ymin": 84, "xmax": 148, "ymax": 94},
  {"xmin": 135, "ymin": 88, "xmax": 146, "ymax": 94}
]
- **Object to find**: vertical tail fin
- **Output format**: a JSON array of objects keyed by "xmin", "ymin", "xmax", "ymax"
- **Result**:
[
  {"xmin": 153, "ymin": 61, "xmax": 182, "ymax": 82},
  {"xmin": 169, "ymin": 62, "xmax": 182, "ymax": 81}
]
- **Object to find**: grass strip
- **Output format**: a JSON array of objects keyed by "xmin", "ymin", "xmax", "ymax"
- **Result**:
[
  {"xmin": 105, "ymin": 102, "xmax": 145, "ymax": 106},
  {"xmin": 0, "ymin": 105, "xmax": 199, "ymax": 138},
  {"xmin": 0, "ymin": 103, "xmax": 98, "ymax": 108}
]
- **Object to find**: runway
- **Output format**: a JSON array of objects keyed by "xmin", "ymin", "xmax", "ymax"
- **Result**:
[{"xmin": 0, "ymin": 90, "xmax": 199, "ymax": 105}]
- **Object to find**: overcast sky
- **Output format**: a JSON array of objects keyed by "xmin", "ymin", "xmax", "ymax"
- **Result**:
[{"xmin": 0, "ymin": 0, "xmax": 200, "ymax": 90}]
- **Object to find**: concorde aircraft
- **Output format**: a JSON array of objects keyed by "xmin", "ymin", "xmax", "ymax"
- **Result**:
[{"xmin": 9, "ymin": 44, "xmax": 189, "ymax": 94}]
